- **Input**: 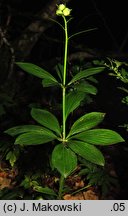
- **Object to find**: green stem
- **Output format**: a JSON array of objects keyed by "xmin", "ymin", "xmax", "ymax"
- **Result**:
[
  {"xmin": 62, "ymin": 86, "xmax": 66, "ymax": 139},
  {"xmin": 58, "ymin": 175, "xmax": 65, "ymax": 199},
  {"xmin": 62, "ymin": 16, "xmax": 68, "ymax": 140},
  {"xmin": 58, "ymin": 15, "xmax": 68, "ymax": 200},
  {"xmin": 71, "ymin": 184, "xmax": 91, "ymax": 195}
]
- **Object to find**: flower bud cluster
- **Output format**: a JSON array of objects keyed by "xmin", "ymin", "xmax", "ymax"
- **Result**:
[{"xmin": 56, "ymin": 4, "xmax": 71, "ymax": 16}]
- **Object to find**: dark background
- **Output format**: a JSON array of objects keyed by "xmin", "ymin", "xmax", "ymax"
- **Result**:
[{"xmin": 1, "ymin": 0, "xmax": 128, "ymax": 53}]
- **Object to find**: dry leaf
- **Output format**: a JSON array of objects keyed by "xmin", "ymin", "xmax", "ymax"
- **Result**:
[
  {"xmin": 63, "ymin": 192, "xmax": 85, "ymax": 200},
  {"xmin": 83, "ymin": 190, "xmax": 99, "ymax": 200}
]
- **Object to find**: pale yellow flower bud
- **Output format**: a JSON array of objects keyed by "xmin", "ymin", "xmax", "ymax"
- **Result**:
[
  {"xmin": 56, "ymin": 9, "xmax": 63, "ymax": 16},
  {"xmin": 56, "ymin": 4, "xmax": 71, "ymax": 16},
  {"xmin": 63, "ymin": 8, "xmax": 71, "ymax": 16},
  {"xmin": 58, "ymin": 4, "xmax": 66, "ymax": 11}
]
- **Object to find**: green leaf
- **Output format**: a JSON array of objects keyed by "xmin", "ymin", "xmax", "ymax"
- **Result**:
[
  {"xmin": 74, "ymin": 81, "xmax": 97, "ymax": 95},
  {"xmin": 55, "ymin": 63, "xmax": 63, "ymax": 82},
  {"xmin": 4, "ymin": 125, "xmax": 54, "ymax": 136},
  {"xmin": 6, "ymin": 151, "xmax": 17, "ymax": 167},
  {"xmin": 14, "ymin": 131, "xmax": 56, "ymax": 145},
  {"xmin": 31, "ymin": 108, "xmax": 61, "ymax": 136},
  {"xmin": 78, "ymin": 168, "xmax": 90, "ymax": 176},
  {"xmin": 42, "ymin": 79, "xmax": 59, "ymax": 87},
  {"xmin": 16, "ymin": 62, "xmax": 58, "ymax": 83},
  {"xmin": 0, "ymin": 189, "xmax": 21, "ymax": 200},
  {"xmin": 72, "ymin": 129, "xmax": 125, "ymax": 145},
  {"xmin": 52, "ymin": 144, "xmax": 77, "ymax": 178},
  {"xmin": 86, "ymin": 76, "xmax": 98, "ymax": 84},
  {"xmin": 68, "ymin": 67, "xmax": 105, "ymax": 85},
  {"xmin": 67, "ymin": 112, "xmax": 105, "ymax": 138},
  {"xmin": 33, "ymin": 186, "xmax": 57, "ymax": 196},
  {"xmin": 68, "ymin": 140, "xmax": 105, "ymax": 166},
  {"xmin": 69, "ymin": 28, "xmax": 98, "ymax": 40},
  {"xmin": 65, "ymin": 91, "xmax": 85, "ymax": 120},
  {"xmin": 20, "ymin": 176, "xmax": 31, "ymax": 189}
]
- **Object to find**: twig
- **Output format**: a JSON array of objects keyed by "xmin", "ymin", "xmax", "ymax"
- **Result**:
[{"xmin": 0, "ymin": 27, "xmax": 15, "ymax": 79}]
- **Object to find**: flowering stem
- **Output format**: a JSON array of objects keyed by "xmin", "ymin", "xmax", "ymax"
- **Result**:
[
  {"xmin": 56, "ymin": 4, "xmax": 70, "ymax": 199},
  {"xmin": 58, "ymin": 15, "xmax": 68, "ymax": 200},
  {"xmin": 62, "ymin": 15, "xmax": 68, "ymax": 140}
]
